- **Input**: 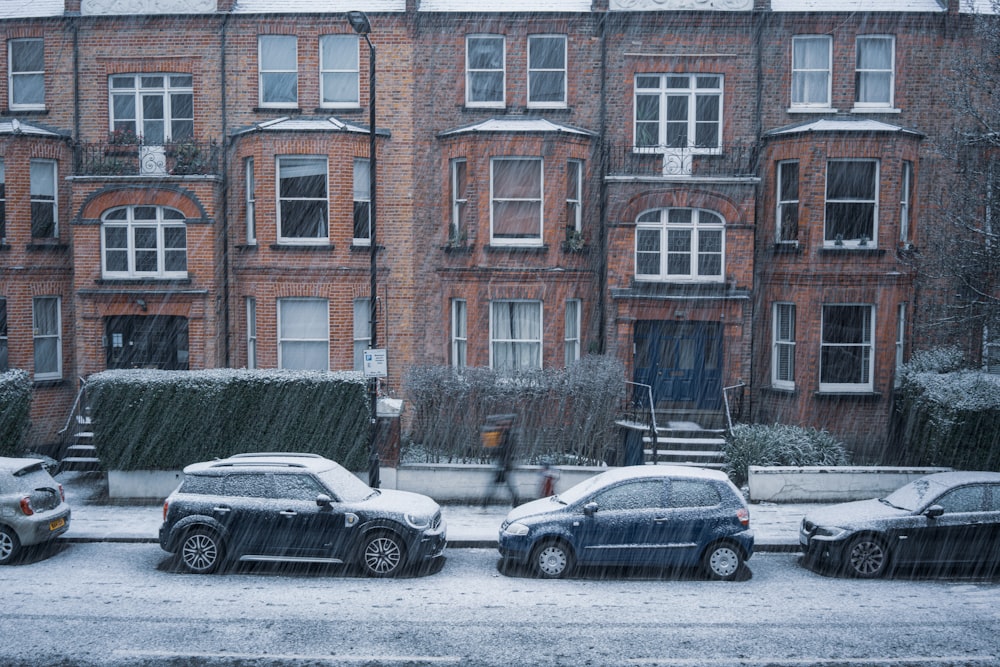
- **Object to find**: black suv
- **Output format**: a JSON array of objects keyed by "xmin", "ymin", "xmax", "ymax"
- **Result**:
[{"xmin": 159, "ymin": 453, "xmax": 446, "ymax": 576}]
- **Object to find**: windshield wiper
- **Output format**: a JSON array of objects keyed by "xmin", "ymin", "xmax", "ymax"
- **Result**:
[{"xmin": 879, "ymin": 498, "xmax": 907, "ymax": 510}]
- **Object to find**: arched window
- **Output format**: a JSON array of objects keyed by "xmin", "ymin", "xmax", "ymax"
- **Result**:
[
  {"xmin": 101, "ymin": 206, "xmax": 187, "ymax": 278},
  {"xmin": 635, "ymin": 208, "xmax": 724, "ymax": 282}
]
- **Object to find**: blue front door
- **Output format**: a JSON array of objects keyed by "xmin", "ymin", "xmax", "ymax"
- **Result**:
[{"xmin": 633, "ymin": 321, "xmax": 722, "ymax": 410}]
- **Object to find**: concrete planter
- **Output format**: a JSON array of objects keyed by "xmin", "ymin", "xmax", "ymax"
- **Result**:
[{"xmin": 747, "ymin": 465, "xmax": 952, "ymax": 503}]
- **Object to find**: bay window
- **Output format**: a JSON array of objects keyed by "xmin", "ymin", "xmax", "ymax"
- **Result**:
[
  {"xmin": 825, "ymin": 159, "xmax": 878, "ymax": 247},
  {"xmin": 820, "ymin": 305, "xmax": 874, "ymax": 392},
  {"xmin": 491, "ymin": 157, "xmax": 543, "ymax": 246},
  {"xmin": 491, "ymin": 300, "xmax": 542, "ymax": 370},
  {"xmin": 278, "ymin": 298, "xmax": 328, "ymax": 370},
  {"xmin": 277, "ymin": 156, "xmax": 328, "ymax": 243}
]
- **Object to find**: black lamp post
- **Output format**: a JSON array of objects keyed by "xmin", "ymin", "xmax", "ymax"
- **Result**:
[{"xmin": 347, "ymin": 10, "xmax": 380, "ymax": 489}]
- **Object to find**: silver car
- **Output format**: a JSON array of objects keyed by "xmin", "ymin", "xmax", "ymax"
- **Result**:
[{"xmin": 0, "ymin": 457, "xmax": 71, "ymax": 564}]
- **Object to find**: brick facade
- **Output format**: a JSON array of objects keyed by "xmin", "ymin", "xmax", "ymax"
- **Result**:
[{"xmin": 0, "ymin": 1, "xmax": 993, "ymax": 459}]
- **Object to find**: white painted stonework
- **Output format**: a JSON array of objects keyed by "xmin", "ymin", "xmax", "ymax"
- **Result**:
[
  {"xmin": 747, "ymin": 465, "xmax": 953, "ymax": 503},
  {"xmin": 611, "ymin": 0, "xmax": 753, "ymax": 10},
  {"xmin": 82, "ymin": 0, "xmax": 215, "ymax": 15}
]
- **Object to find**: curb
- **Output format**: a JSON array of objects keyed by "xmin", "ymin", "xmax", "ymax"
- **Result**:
[{"xmin": 58, "ymin": 535, "xmax": 801, "ymax": 552}]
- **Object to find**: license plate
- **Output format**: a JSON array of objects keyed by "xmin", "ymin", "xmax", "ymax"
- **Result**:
[{"xmin": 49, "ymin": 517, "xmax": 65, "ymax": 531}]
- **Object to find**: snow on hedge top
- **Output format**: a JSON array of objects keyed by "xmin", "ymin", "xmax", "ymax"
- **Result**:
[
  {"xmin": 907, "ymin": 370, "xmax": 1000, "ymax": 411},
  {"xmin": 88, "ymin": 368, "xmax": 367, "ymax": 388}
]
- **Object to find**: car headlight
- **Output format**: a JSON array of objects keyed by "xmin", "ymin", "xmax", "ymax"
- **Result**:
[
  {"xmin": 812, "ymin": 526, "xmax": 848, "ymax": 540},
  {"xmin": 404, "ymin": 513, "xmax": 431, "ymax": 530},
  {"xmin": 503, "ymin": 522, "xmax": 530, "ymax": 537}
]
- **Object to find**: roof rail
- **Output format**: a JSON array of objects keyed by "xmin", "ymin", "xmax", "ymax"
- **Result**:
[{"xmin": 227, "ymin": 452, "xmax": 324, "ymax": 459}]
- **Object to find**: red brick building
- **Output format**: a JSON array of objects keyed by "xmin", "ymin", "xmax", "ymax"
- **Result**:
[{"xmin": 0, "ymin": 0, "xmax": 994, "ymax": 460}]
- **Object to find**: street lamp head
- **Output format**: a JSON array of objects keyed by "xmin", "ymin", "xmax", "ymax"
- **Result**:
[{"xmin": 346, "ymin": 11, "xmax": 371, "ymax": 35}]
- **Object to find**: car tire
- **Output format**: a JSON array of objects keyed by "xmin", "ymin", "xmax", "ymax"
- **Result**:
[
  {"xmin": 701, "ymin": 541, "xmax": 744, "ymax": 581},
  {"xmin": 0, "ymin": 525, "xmax": 21, "ymax": 565},
  {"xmin": 530, "ymin": 540, "xmax": 575, "ymax": 579},
  {"xmin": 844, "ymin": 534, "xmax": 890, "ymax": 579},
  {"xmin": 360, "ymin": 531, "xmax": 406, "ymax": 578},
  {"xmin": 178, "ymin": 529, "xmax": 224, "ymax": 574}
]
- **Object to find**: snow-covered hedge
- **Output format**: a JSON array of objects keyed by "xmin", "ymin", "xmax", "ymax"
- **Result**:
[
  {"xmin": 87, "ymin": 369, "xmax": 369, "ymax": 471},
  {"xmin": 724, "ymin": 423, "xmax": 849, "ymax": 488},
  {"xmin": 894, "ymin": 349, "xmax": 1000, "ymax": 471},
  {"xmin": 403, "ymin": 356, "xmax": 626, "ymax": 465},
  {"xmin": 0, "ymin": 370, "xmax": 32, "ymax": 457}
]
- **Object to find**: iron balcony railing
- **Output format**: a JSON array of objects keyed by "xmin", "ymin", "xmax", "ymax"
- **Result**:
[
  {"xmin": 74, "ymin": 140, "xmax": 221, "ymax": 177},
  {"xmin": 604, "ymin": 141, "xmax": 759, "ymax": 179}
]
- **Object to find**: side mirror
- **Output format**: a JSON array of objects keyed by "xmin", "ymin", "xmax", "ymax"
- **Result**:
[
  {"xmin": 316, "ymin": 493, "xmax": 332, "ymax": 507},
  {"xmin": 924, "ymin": 504, "xmax": 944, "ymax": 519},
  {"xmin": 583, "ymin": 502, "xmax": 598, "ymax": 517}
]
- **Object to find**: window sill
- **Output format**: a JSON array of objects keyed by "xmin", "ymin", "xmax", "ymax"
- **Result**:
[
  {"xmin": 819, "ymin": 246, "xmax": 886, "ymax": 257},
  {"xmin": 813, "ymin": 391, "xmax": 882, "ymax": 402},
  {"xmin": 26, "ymin": 242, "xmax": 69, "ymax": 252},
  {"xmin": 851, "ymin": 107, "xmax": 901, "ymax": 114},
  {"xmin": 314, "ymin": 106, "xmax": 363, "ymax": 113},
  {"xmin": 5, "ymin": 107, "xmax": 47, "ymax": 115},
  {"xmin": 761, "ymin": 385, "xmax": 797, "ymax": 396},
  {"xmin": 269, "ymin": 243, "xmax": 335, "ymax": 251},
  {"xmin": 442, "ymin": 244, "xmax": 473, "ymax": 254},
  {"xmin": 349, "ymin": 243, "xmax": 383, "ymax": 252},
  {"xmin": 485, "ymin": 244, "xmax": 548, "ymax": 254},
  {"xmin": 253, "ymin": 106, "xmax": 301, "ymax": 113},
  {"xmin": 786, "ymin": 107, "xmax": 837, "ymax": 114}
]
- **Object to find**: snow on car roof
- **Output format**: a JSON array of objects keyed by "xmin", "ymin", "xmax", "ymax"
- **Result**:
[{"xmin": 598, "ymin": 465, "xmax": 730, "ymax": 484}]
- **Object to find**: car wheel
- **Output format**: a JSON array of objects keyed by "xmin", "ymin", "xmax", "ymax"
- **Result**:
[
  {"xmin": 0, "ymin": 525, "xmax": 21, "ymax": 565},
  {"xmin": 845, "ymin": 534, "xmax": 890, "ymax": 579},
  {"xmin": 531, "ymin": 540, "xmax": 575, "ymax": 579},
  {"xmin": 179, "ymin": 529, "xmax": 224, "ymax": 574},
  {"xmin": 361, "ymin": 531, "xmax": 406, "ymax": 577},
  {"xmin": 701, "ymin": 542, "xmax": 744, "ymax": 581}
]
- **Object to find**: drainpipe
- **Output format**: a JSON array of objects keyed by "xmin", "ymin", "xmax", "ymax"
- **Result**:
[
  {"xmin": 596, "ymin": 10, "xmax": 608, "ymax": 356},
  {"xmin": 219, "ymin": 12, "xmax": 231, "ymax": 367}
]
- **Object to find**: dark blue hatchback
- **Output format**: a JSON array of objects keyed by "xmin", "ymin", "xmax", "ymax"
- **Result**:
[{"xmin": 498, "ymin": 465, "xmax": 753, "ymax": 579}]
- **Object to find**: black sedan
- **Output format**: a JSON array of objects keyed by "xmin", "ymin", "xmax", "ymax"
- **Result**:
[{"xmin": 800, "ymin": 471, "xmax": 1000, "ymax": 578}]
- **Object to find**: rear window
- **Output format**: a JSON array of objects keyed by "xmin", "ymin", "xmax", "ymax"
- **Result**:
[{"xmin": 9, "ymin": 467, "xmax": 56, "ymax": 493}]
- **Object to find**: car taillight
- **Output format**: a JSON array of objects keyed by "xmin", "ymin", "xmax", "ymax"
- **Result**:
[
  {"xmin": 19, "ymin": 496, "xmax": 34, "ymax": 516},
  {"xmin": 59, "ymin": 484, "xmax": 65, "ymax": 502},
  {"xmin": 163, "ymin": 501, "xmax": 169, "ymax": 522},
  {"xmin": 737, "ymin": 507, "xmax": 750, "ymax": 527}
]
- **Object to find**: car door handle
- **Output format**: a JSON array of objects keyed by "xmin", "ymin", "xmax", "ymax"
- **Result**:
[
  {"xmin": 213, "ymin": 506, "xmax": 231, "ymax": 514},
  {"xmin": 279, "ymin": 510, "xmax": 297, "ymax": 517},
  {"xmin": 654, "ymin": 517, "xmax": 670, "ymax": 523}
]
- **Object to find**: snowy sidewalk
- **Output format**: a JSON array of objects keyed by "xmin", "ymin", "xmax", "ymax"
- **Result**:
[{"xmin": 58, "ymin": 472, "xmax": 810, "ymax": 551}]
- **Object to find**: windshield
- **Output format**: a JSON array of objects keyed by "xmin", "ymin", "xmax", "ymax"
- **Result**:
[
  {"xmin": 882, "ymin": 477, "xmax": 950, "ymax": 512},
  {"xmin": 555, "ymin": 473, "xmax": 614, "ymax": 506},
  {"xmin": 316, "ymin": 465, "xmax": 375, "ymax": 503}
]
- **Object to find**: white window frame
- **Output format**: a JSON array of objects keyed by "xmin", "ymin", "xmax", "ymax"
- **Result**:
[
  {"xmin": 276, "ymin": 156, "xmax": 329, "ymax": 245},
  {"xmin": 772, "ymin": 302, "xmax": 796, "ymax": 390},
  {"xmin": 9, "ymin": 38, "xmax": 44, "ymax": 110},
  {"xmin": 319, "ymin": 34, "xmax": 360, "ymax": 108},
  {"xmin": 0, "ymin": 297, "xmax": 8, "ymax": 372},
  {"xmin": 30, "ymin": 159, "xmax": 57, "ymax": 239},
  {"xmin": 109, "ymin": 74, "xmax": 193, "ymax": 145},
  {"xmin": 564, "ymin": 299, "xmax": 581, "ymax": 367},
  {"xmin": 353, "ymin": 298, "xmax": 371, "ymax": 371},
  {"xmin": 466, "ymin": 35, "xmax": 505, "ymax": 108},
  {"xmin": 246, "ymin": 297, "xmax": 257, "ymax": 369},
  {"xmin": 490, "ymin": 300, "xmax": 543, "ymax": 370},
  {"xmin": 825, "ymin": 159, "xmax": 879, "ymax": 248},
  {"xmin": 820, "ymin": 304, "xmax": 875, "ymax": 393},
  {"xmin": 450, "ymin": 158, "xmax": 468, "ymax": 243},
  {"xmin": 245, "ymin": 157, "xmax": 256, "ymax": 245},
  {"xmin": 490, "ymin": 157, "xmax": 543, "ymax": 247},
  {"xmin": 900, "ymin": 160, "xmax": 913, "ymax": 245},
  {"xmin": 32, "ymin": 296, "xmax": 61, "ymax": 380},
  {"xmin": 776, "ymin": 160, "xmax": 799, "ymax": 244},
  {"xmin": 634, "ymin": 73, "xmax": 723, "ymax": 152},
  {"xmin": 854, "ymin": 35, "xmax": 895, "ymax": 110},
  {"xmin": 566, "ymin": 159, "xmax": 583, "ymax": 235},
  {"xmin": 791, "ymin": 35, "xmax": 832, "ymax": 110},
  {"xmin": 635, "ymin": 208, "xmax": 725, "ymax": 283},
  {"xmin": 451, "ymin": 298, "xmax": 467, "ymax": 368},
  {"xmin": 353, "ymin": 158, "xmax": 371, "ymax": 246},
  {"xmin": 258, "ymin": 35, "xmax": 298, "ymax": 108},
  {"xmin": 0, "ymin": 158, "xmax": 6, "ymax": 243},
  {"xmin": 101, "ymin": 206, "xmax": 187, "ymax": 279},
  {"xmin": 895, "ymin": 302, "xmax": 906, "ymax": 386},
  {"xmin": 278, "ymin": 297, "xmax": 329, "ymax": 371},
  {"xmin": 527, "ymin": 34, "xmax": 567, "ymax": 109}
]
